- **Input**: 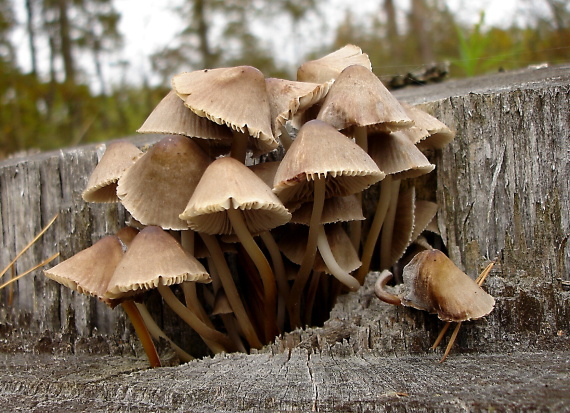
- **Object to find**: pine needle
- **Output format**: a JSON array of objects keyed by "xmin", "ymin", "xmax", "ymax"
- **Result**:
[
  {"xmin": 433, "ymin": 259, "xmax": 496, "ymax": 362},
  {"xmin": 0, "ymin": 213, "xmax": 59, "ymax": 280},
  {"xmin": 0, "ymin": 252, "xmax": 59, "ymax": 290}
]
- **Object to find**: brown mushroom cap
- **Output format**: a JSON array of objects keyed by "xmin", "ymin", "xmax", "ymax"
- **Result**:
[
  {"xmin": 367, "ymin": 130, "xmax": 435, "ymax": 179},
  {"xmin": 171, "ymin": 66, "xmax": 278, "ymax": 155},
  {"xmin": 291, "ymin": 194, "xmax": 364, "ymax": 225},
  {"xmin": 44, "ymin": 235, "xmax": 124, "ymax": 306},
  {"xmin": 297, "ymin": 44, "xmax": 372, "ymax": 84},
  {"xmin": 82, "ymin": 141, "xmax": 143, "ymax": 203},
  {"xmin": 180, "ymin": 156, "xmax": 292, "ymax": 235},
  {"xmin": 105, "ymin": 226, "xmax": 210, "ymax": 299},
  {"xmin": 273, "ymin": 119, "xmax": 384, "ymax": 208},
  {"xmin": 317, "ymin": 64, "xmax": 412, "ymax": 132},
  {"xmin": 403, "ymin": 104, "xmax": 455, "ymax": 149},
  {"xmin": 400, "ymin": 249, "xmax": 495, "ymax": 322},
  {"xmin": 137, "ymin": 90, "xmax": 233, "ymax": 143},
  {"xmin": 265, "ymin": 77, "xmax": 332, "ymax": 138},
  {"xmin": 117, "ymin": 135, "xmax": 212, "ymax": 230}
]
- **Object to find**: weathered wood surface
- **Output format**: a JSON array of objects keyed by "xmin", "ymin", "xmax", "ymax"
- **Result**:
[{"xmin": 1, "ymin": 65, "xmax": 569, "ymax": 411}]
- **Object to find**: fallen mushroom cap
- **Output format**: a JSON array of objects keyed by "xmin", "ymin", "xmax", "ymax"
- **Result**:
[
  {"xmin": 400, "ymin": 249, "xmax": 495, "ymax": 322},
  {"xmin": 82, "ymin": 141, "xmax": 143, "ymax": 203}
]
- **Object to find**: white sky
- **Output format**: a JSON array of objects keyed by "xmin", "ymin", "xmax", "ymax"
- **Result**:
[{"xmin": 10, "ymin": 0, "xmax": 543, "ymax": 91}]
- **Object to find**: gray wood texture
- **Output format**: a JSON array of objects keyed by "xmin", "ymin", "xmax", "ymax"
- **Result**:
[{"xmin": 0, "ymin": 64, "xmax": 569, "ymax": 411}]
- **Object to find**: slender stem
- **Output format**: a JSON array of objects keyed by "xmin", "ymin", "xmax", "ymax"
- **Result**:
[
  {"xmin": 121, "ymin": 300, "xmax": 161, "ymax": 368},
  {"xmin": 354, "ymin": 125, "xmax": 368, "ymax": 153},
  {"xmin": 279, "ymin": 125, "xmax": 293, "ymax": 152},
  {"xmin": 304, "ymin": 270, "xmax": 322, "ymax": 325},
  {"xmin": 260, "ymin": 231, "xmax": 289, "ymax": 332},
  {"xmin": 288, "ymin": 176, "xmax": 326, "ymax": 328},
  {"xmin": 316, "ymin": 225, "xmax": 360, "ymax": 291},
  {"xmin": 231, "ymin": 130, "xmax": 249, "ymax": 163},
  {"xmin": 227, "ymin": 207, "xmax": 278, "ymax": 341},
  {"xmin": 135, "ymin": 302, "xmax": 194, "ymax": 363},
  {"xmin": 380, "ymin": 178, "xmax": 401, "ymax": 270},
  {"xmin": 199, "ymin": 233, "xmax": 263, "ymax": 349},
  {"xmin": 373, "ymin": 269, "xmax": 401, "ymax": 305},
  {"xmin": 158, "ymin": 284, "xmax": 236, "ymax": 354},
  {"xmin": 357, "ymin": 175, "xmax": 393, "ymax": 284}
]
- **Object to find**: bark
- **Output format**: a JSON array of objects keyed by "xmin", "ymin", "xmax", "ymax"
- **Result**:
[{"xmin": 0, "ymin": 65, "xmax": 569, "ymax": 410}]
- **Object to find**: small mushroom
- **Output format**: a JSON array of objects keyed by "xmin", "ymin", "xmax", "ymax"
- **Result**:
[
  {"xmin": 375, "ymin": 249, "xmax": 495, "ymax": 323},
  {"xmin": 82, "ymin": 141, "xmax": 142, "ymax": 203},
  {"xmin": 297, "ymin": 44, "xmax": 372, "ymax": 84},
  {"xmin": 172, "ymin": 66, "xmax": 277, "ymax": 162}
]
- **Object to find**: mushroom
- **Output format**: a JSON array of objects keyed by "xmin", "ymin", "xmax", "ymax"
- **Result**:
[
  {"xmin": 180, "ymin": 156, "xmax": 291, "ymax": 342},
  {"xmin": 273, "ymin": 119, "xmax": 384, "ymax": 327},
  {"xmin": 297, "ymin": 44, "xmax": 372, "ymax": 84},
  {"xmin": 357, "ymin": 130, "xmax": 435, "ymax": 283},
  {"xmin": 116, "ymin": 135, "xmax": 211, "ymax": 231},
  {"xmin": 265, "ymin": 77, "xmax": 332, "ymax": 150},
  {"xmin": 105, "ymin": 225, "xmax": 238, "ymax": 354},
  {"xmin": 375, "ymin": 249, "xmax": 495, "ymax": 322},
  {"xmin": 44, "ymin": 235, "xmax": 162, "ymax": 368},
  {"xmin": 171, "ymin": 66, "xmax": 277, "ymax": 162},
  {"xmin": 82, "ymin": 141, "xmax": 143, "ymax": 203}
]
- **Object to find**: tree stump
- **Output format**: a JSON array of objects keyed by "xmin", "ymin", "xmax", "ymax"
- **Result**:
[{"xmin": 0, "ymin": 65, "xmax": 569, "ymax": 411}]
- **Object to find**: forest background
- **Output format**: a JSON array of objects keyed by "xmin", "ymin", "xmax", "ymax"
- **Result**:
[{"xmin": 0, "ymin": 0, "xmax": 568, "ymax": 158}]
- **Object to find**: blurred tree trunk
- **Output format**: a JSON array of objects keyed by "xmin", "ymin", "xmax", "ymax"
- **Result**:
[
  {"xmin": 409, "ymin": 0, "xmax": 434, "ymax": 62},
  {"xmin": 383, "ymin": 0, "xmax": 400, "ymax": 61},
  {"xmin": 193, "ymin": 0, "xmax": 215, "ymax": 68},
  {"xmin": 25, "ymin": 0, "xmax": 39, "ymax": 76}
]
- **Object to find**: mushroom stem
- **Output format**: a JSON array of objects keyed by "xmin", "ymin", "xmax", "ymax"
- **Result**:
[
  {"xmin": 227, "ymin": 207, "xmax": 279, "ymax": 341},
  {"xmin": 260, "ymin": 231, "xmax": 289, "ymax": 332},
  {"xmin": 199, "ymin": 232, "xmax": 263, "ymax": 349},
  {"xmin": 373, "ymin": 269, "xmax": 402, "ymax": 305},
  {"xmin": 158, "ymin": 283, "xmax": 236, "ymax": 354},
  {"xmin": 357, "ymin": 175, "xmax": 393, "ymax": 284},
  {"xmin": 135, "ymin": 302, "xmax": 195, "ymax": 363},
  {"xmin": 279, "ymin": 125, "xmax": 293, "ymax": 152},
  {"xmin": 316, "ymin": 225, "xmax": 360, "ymax": 291},
  {"xmin": 380, "ymin": 178, "xmax": 401, "ymax": 270},
  {"xmin": 348, "ymin": 126, "xmax": 368, "ymax": 252},
  {"xmin": 304, "ymin": 270, "xmax": 322, "ymax": 325},
  {"xmin": 231, "ymin": 130, "xmax": 249, "ymax": 163},
  {"xmin": 121, "ymin": 300, "xmax": 162, "ymax": 368},
  {"xmin": 288, "ymin": 175, "xmax": 326, "ymax": 328}
]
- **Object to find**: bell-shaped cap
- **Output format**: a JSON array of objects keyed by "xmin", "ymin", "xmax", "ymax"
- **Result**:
[
  {"xmin": 400, "ymin": 249, "xmax": 495, "ymax": 322},
  {"xmin": 172, "ymin": 66, "xmax": 277, "ymax": 155},
  {"xmin": 117, "ymin": 135, "xmax": 212, "ymax": 230},
  {"xmin": 291, "ymin": 194, "xmax": 364, "ymax": 225},
  {"xmin": 82, "ymin": 141, "xmax": 143, "ymax": 203},
  {"xmin": 137, "ymin": 90, "xmax": 233, "ymax": 144},
  {"xmin": 403, "ymin": 104, "xmax": 455, "ymax": 149},
  {"xmin": 273, "ymin": 119, "xmax": 384, "ymax": 207},
  {"xmin": 44, "ymin": 235, "xmax": 125, "ymax": 307},
  {"xmin": 317, "ymin": 64, "xmax": 412, "ymax": 132},
  {"xmin": 297, "ymin": 44, "xmax": 372, "ymax": 84},
  {"xmin": 180, "ymin": 156, "xmax": 292, "ymax": 235},
  {"xmin": 105, "ymin": 226, "xmax": 210, "ymax": 299},
  {"xmin": 368, "ymin": 131, "xmax": 435, "ymax": 179},
  {"xmin": 265, "ymin": 77, "xmax": 332, "ymax": 138}
]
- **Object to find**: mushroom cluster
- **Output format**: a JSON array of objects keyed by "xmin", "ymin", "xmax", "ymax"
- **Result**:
[{"xmin": 44, "ymin": 44, "xmax": 485, "ymax": 366}]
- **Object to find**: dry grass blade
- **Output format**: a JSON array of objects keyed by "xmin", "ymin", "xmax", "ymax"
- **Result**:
[
  {"xmin": 434, "ymin": 259, "xmax": 496, "ymax": 362},
  {"xmin": 0, "ymin": 214, "xmax": 59, "ymax": 280},
  {"xmin": 0, "ymin": 252, "xmax": 60, "ymax": 290}
]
